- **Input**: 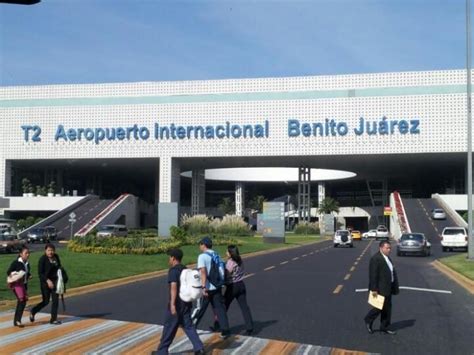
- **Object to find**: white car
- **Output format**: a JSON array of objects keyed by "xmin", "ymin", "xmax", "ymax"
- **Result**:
[
  {"xmin": 334, "ymin": 230, "xmax": 353, "ymax": 248},
  {"xmin": 441, "ymin": 227, "xmax": 468, "ymax": 251},
  {"xmin": 362, "ymin": 229, "xmax": 377, "ymax": 239},
  {"xmin": 431, "ymin": 208, "xmax": 446, "ymax": 220},
  {"xmin": 376, "ymin": 225, "xmax": 390, "ymax": 240},
  {"xmin": 96, "ymin": 224, "xmax": 128, "ymax": 238}
]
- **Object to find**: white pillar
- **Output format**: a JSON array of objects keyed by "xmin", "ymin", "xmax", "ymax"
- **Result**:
[
  {"xmin": 159, "ymin": 156, "xmax": 180, "ymax": 203},
  {"xmin": 191, "ymin": 169, "xmax": 205, "ymax": 215},
  {"xmin": 0, "ymin": 159, "xmax": 12, "ymax": 197},
  {"xmin": 235, "ymin": 181, "xmax": 245, "ymax": 217},
  {"xmin": 318, "ymin": 182, "xmax": 325, "ymax": 208}
]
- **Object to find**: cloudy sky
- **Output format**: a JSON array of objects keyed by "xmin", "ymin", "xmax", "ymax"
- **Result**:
[{"xmin": 0, "ymin": 0, "xmax": 469, "ymax": 85}]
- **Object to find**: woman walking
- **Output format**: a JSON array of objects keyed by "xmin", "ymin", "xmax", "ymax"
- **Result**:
[
  {"xmin": 6, "ymin": 246, "xmax": 31, "ymax": 327},
  {"xmin": 224, "ymin": 245, "xmax": 254, "ymax": 335},
  {"xmin": 30, "ymin": 243, "xmax": 63, "ymax": 325}
]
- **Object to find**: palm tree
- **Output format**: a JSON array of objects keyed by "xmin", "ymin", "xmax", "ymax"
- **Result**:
[{"xmin": 318, "ymin": 197, "xmax": 340, "ymax": 214}]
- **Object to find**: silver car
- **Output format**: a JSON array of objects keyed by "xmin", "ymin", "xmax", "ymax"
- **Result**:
[
  {"xmin": 397, "ymin": 233, "xmax": 431, "ymax": 256},
  {"xmin": 431, "ymin": 208, "xmax": 446, "ymax": 220},
  {"xmin": 96, "ymin": 224, "xmax": 128, "ymax": 238}
]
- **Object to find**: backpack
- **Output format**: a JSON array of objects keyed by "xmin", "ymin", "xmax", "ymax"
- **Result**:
[
  {"xmin": 179, "ymin": 268, "xmax": 203, "ymax": 302},
  {"xmin": 206, "ymin": 251, "xmax": 226, "ymax": 289}
]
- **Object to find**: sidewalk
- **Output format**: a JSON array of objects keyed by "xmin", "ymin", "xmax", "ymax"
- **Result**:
[{"xmin": 0, "ymin": 310, "xmax": 374, "ymax": 355}]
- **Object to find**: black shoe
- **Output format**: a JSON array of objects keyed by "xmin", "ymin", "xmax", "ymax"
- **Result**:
[
  {"xmin": 49, "ymin": 320, "xmax": 62, "ymax": 325},
  {"xmin": 195, "ymin": 350, "xmax": 205, "ymax": 355},
  {"xmin": 13, "ymin": 321, "xmax": 24, "ymax": 328},
  {"xmin": 29, "ymin": 313, "xmax": 35, "ymax": 323},
  {"xmin": 365, "ymin": 321, "xmax": 374, "ymax": 334},
  {"xmin": 380, "ymin": 329, "xmax": 396, "ymax": 335}
]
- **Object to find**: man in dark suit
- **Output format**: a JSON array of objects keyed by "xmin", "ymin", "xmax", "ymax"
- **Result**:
[{"xmin": 364, "ymin": 240, "xmax": 399, "ymax": 335}]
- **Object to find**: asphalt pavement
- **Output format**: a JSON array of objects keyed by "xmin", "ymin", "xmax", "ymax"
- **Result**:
[{"xmin": 54, "ymin": 238, "xmax": 474, "ymax": 355}]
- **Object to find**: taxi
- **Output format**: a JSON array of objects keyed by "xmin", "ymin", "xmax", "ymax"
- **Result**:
[{"xmin": 351, "ymin": 230, "xmax": 362, "ymax": 241}]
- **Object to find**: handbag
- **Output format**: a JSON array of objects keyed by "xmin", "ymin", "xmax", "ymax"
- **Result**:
[{"xmin": 7, "ymin": 270, "xmax": 25, "ymax": 284}]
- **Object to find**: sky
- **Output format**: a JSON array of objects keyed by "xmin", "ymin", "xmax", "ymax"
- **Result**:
[{"xmin": 0, "ymin": 0, "xmax": 470, "ymax": 86}]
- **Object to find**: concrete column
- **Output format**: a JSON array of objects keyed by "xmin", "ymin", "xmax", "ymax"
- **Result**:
[
  {"xmin": 0, "ymin": 159, "xmax": 12, "ymax": 197},
  {"xmin": 158, "ymin": 157, "xmax": 181, "ymax": 237},
  {"xmin": 158, "ymin": 156, "xmax": 181, "ymax": 203},
  {"xmin": 318, "ymin": 182, "xmax": 325, "ymax": 209},
  {"xmin": 191, "ymin": 169, "xmax": 205, "ymax": 215},
  {"xmin": 235, "ymin": 181, "xmax": 245, "ymax": 217}
]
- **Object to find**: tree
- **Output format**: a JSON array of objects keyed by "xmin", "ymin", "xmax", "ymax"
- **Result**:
[
  {"xmin": 248, "ymin": 195, "xmax": 266, "ymax": 213},
  {"xmin": 218, "ymin": 197, "xmax": 235, "ymax": 215},
  {"xmin": 318, "ymin": 197, "xmax": 340, "ymax": 214}
]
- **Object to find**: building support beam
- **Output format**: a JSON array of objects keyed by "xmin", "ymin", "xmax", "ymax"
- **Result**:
[
  {"xmin": 235, "ymin": 181, "xmax": 245, "ymax": 217},
  {"xmin": 157, "ymin": 157, "xmax": 181, "ymax": 237},
  {"xmin": 298, "ymin": 166, "xmax": 311, "ymax": 223},
  {"xmin": 191, "ymin": 169, "xmax": 206, "ymax": 215}
]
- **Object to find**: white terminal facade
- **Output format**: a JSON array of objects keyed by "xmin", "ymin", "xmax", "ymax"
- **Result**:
[{"xmin": 0, "ymin": 70, "xmax": 470, "ymax": 232}]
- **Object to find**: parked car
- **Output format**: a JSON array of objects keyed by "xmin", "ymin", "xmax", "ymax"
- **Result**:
[
  {"xmin": 397, "ymin": 233, "xmax": 431, "ymax": 256},
  {"xmin": 376, "ymin": 225, "xmax": 390, "ymax": 240},
  {"xmin": 27, "ymin": 227, "xmax": 50, "ymax": 243},
  {"xmin": 441, "ymin": 227, "xmax": 468, "ymax": 252},
  {"xmin": 334, "ymin": 230, "xmax": 353, "ymax": 248},
  {"xmin": 431, "ymin": 208, "xmax": 446, "ymax": 220},
  {"xmin": 351, "ymin": 230, "xmax": 362, "ymax": 241},
  {"xmin": 96, "ymin": 224, "xmax": 128, "ymax": 238},
  {"xmin": 362, "ymin": 229, "xmax": 377, "ymax": 239},
  {"xmin": 0, "ymin": 231, "xmax": 26, "ymax": 253},
  {"xmin": 45, "ymin": 226, "xmax": 58, "ymax": 241}
]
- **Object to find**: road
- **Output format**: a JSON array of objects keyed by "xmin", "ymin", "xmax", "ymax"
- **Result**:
[{"xmin": 57, "ymin": 239, "xmax": 474, "ymax": 355}]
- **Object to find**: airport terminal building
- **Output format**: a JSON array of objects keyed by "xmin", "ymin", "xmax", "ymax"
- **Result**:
[{"xmin": 0, "ymin": 69, "xmax": 470, "ymax": 234}]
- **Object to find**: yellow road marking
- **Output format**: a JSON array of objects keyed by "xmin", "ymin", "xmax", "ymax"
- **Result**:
[
  {"xmin": 333, "ymin": 284, "xmax": 344, "ymax": 294},
  {"xmin": 264, "ymin": 266, "xmax": 275, "ymax": 271}
]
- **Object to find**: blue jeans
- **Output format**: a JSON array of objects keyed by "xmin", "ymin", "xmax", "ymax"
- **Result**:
[{"xmin": 157, "ymin": 302, "xmax": 204, "ymax": 354}]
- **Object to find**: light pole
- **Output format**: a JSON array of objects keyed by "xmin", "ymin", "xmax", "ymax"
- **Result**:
[{"xmin": 467, "ymin": 0, "xmax": 474, "ymax": 260}]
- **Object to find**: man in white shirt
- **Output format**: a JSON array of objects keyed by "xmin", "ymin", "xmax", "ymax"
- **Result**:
[
  {"xmin": 191, "ymin": 237, "xmax": 230, "ymax": 339},
  {"xmin": 364, "ymin": 240, "xmax": 399, "ymax": 335}
]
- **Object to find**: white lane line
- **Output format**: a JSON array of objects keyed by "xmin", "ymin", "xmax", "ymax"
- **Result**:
[
  {"xmin": 309, "ymin": 252, "xmax": 314, "ymax": 255},
  {"xmin": 302, "ymin": 254, "xmax": 307, "ymax": 257},
  {"xmin": 355, "ymin": 286, "xmax": 452, "ymax": 294},
  {"xmin": 264, "ymin": 266, "xmax": 275, "ymax": 271},
  {"xmin": 242, "ymin": 273, "xmax": 255, "ymax": 280},
  {"xmin": 280, "ymin": 261, "xmax": 289, "ymax": 265},
  {"xmin": 292, "ymin": 257, "xmax": 299, "ymax": 261}
]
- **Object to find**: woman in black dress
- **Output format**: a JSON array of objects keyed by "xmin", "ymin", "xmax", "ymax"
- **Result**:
[
  {"xmin": 30, "ymin": 243, "xmax": 63, "ymax": 325},
  {"xmin": 6, "ymin": 246, "xmax": 31, "ymax": 327}
]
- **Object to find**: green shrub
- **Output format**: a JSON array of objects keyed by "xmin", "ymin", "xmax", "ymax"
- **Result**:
[
  {"xmin": 294, "ymin": 222, "xmax": 320, "ymax": 235},
  {"xmin": 210, "ymin": 215, "xmax": 252, "ymax": 236},
  {"xmin": 181, "ymin": 214, "xmax": 212, "ymax": 235},
  {"xmin": 170, "ymin": 226, "xmax": 187, "ymax": 243},
  {"xmin": 68, "ymin": 236, "xmax": 181, "ymax": 255}
]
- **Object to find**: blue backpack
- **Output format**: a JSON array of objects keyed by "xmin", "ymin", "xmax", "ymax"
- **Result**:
[{"xmin": 205, "ymin": 251, "xmax": 225, "ymax": 288}]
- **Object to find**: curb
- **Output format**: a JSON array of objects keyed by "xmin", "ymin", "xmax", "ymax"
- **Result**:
[
  {"xmin": 431, "ymin": 260, "xmax": 474, "ymax": 294},
  {"xmin": 1, "ymin": 238, "xmax": 329, "ymax": 311}
]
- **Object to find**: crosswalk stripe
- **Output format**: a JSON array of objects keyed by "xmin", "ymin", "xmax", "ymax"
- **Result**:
[
  {"xmin": 17, "ymin": 320, "xmax": 123, "ymax": 354},
  {"xmin": 50, "ymin": 321, "xmax": 144, "ymax": 355},
  {"xmin": 0, "ymin": 317, "xmax": 102, "ymax": 353}
]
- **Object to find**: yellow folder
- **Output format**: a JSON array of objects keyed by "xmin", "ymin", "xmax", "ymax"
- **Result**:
[{"xmin": 368, "ymin": 292, "xmax": 385, "ymax": 310}]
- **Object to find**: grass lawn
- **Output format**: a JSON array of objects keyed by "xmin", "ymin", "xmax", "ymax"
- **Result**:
[
  {"xmin": 439, "ymin": 253, "xmax": 474, "ymax": 281},
  {"xmin": 0, "ymin": 234, "xmax": 324, "ymax": 301}
]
